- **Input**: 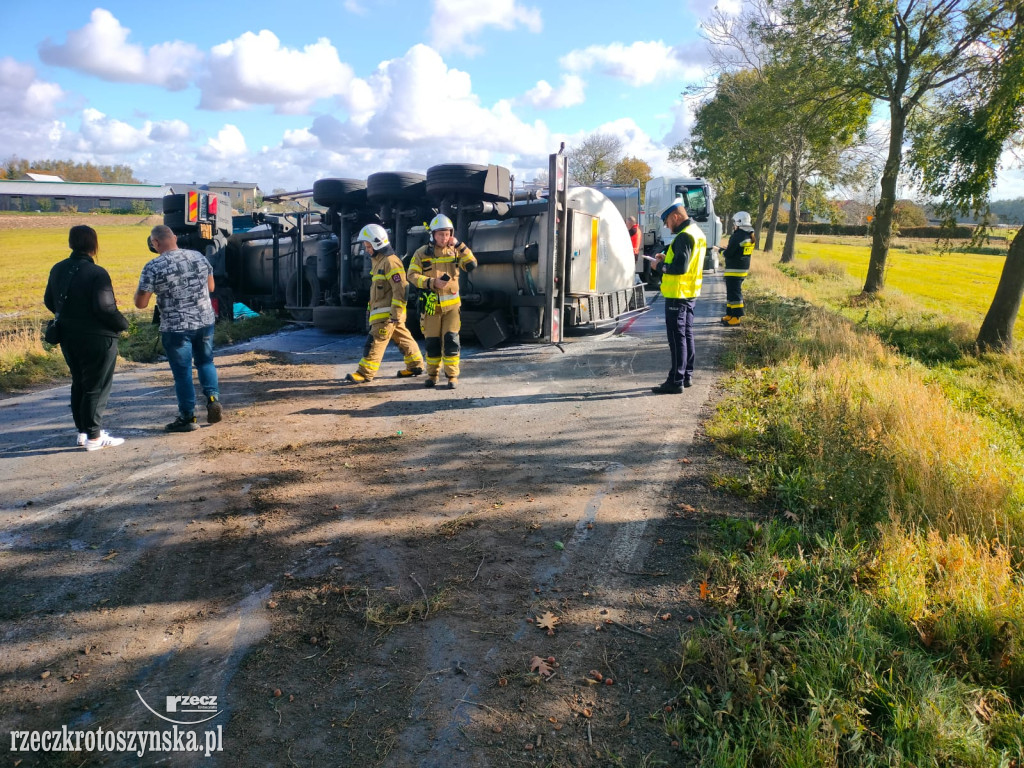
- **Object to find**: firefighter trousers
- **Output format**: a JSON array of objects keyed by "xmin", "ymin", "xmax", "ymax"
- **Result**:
[
  {"xmin": 422, "ymin": 309, "xmax": 461, "ymax": 380},
  {"xmin": 357, "ymin": 320, "xmax": 423, "ymax": 380},
  {"xmin": 724, "ymin": 276, "xmax": 746, "ymax": 318}
]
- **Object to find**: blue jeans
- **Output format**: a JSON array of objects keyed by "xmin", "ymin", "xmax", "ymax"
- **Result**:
[{"xmin": 161, "ymin": 325, "xmax": 219, "ymax": 416}]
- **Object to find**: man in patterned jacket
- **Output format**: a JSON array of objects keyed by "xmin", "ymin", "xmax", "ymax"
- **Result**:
[
  {"xmin": 135, "ymin": 225, "xmax": 223, "ymax": 432},
  {"xmin": 344, "ymin": 224, "xmax": 424, "ymax": 384}
]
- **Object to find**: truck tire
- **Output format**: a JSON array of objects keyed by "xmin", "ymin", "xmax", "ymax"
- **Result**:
[
  {"xmin": 163, "ymin": 210, "xmax": 187, "ymax": 229},
  {"xmin": 162, "ymin": 194, "xmax": 186, "ymax": 213},
  {"xmin": 285, "ymin": 268, "xmax": 320, "ymax": 322},
  {"xmin": 426, "ymin": 164, "xmax": 511, "ymax": 202},
  {"xmin": 312, "ymin": 305, "xmax": 364, "ymax": 332},
  {"xmin": 313, "ymin": 178, "xmax": 366, "ymax": 208},
  {"xmin": 366, "ymin": 172, "xmax": 427, "ymax": 203}
]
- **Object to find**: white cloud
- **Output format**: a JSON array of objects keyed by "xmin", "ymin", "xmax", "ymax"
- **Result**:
[
  {"xmin": 38, "ymin": 8, "xmax": 198, "ymax": 90},
  {"xmin": 522, "ymin": 75, "xmax": 586, "ymax": 109},
  {"xmin": 0, "ymin": 58, "xmax": 64, "ymax": 118},
  {"xmin": 310, "ymin": 44, "xmax": 552, "ymax": 164},
  {"xmin": 200, "ymin": 125, "xmax": 249, "ymax": 161},
  {"xmin": 147, "ymin": 119, "xmax": 192, "ymax": 143},
  {"xmin": 560, "ymin": 40, "xmax": 709, "ymax": 86},
  {"xmin": 343, "ymin": 0, "xmax": 368, "ymax": 13},
  {"xmin": 428, "ymin": 0, "xmax": 542, "ymax": 55},
  {"xmin": 198, "ymin": 30, "xmax": 356, "ymax": 114}
]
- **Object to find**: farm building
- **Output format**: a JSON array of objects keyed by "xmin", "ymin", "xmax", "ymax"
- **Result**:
[{"xmin": 0, "ymin": 178, "xmax": 169, "ymax": 214}]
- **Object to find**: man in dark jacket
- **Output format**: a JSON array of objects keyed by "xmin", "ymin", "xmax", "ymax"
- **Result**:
[{"xmin": 44, "ymin": 225, "xmax": 129, "ymax": 450}]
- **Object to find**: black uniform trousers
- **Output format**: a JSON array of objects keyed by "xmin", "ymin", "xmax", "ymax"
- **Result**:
[
  {"xmin": 725, "ymin": 276, "xmax": 745, "ymax": 318},
  {"xmin": 665, "ymin": 297, "xmax": 695, "ymax": 386},
  {"xmin": 61, "ymin": 332, "xmax": 118, "ymax": 439}
]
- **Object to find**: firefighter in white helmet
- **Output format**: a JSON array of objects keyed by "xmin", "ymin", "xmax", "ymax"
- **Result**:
[
  {"xmin": 406, "ymin": 214, "xmax": 477, "ymax": 389},
  {"xmin": 721, "ymin": 211, "xmax": 754, "ymax": 326},
  {"xmin": 344, "ymin": 224, "xmax": 424, "ymax": 384}
]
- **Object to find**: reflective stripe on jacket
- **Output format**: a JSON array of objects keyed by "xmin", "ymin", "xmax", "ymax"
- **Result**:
[{"xmin": 661, "ymin": 220, "xmax": 706, "ymax": 299}]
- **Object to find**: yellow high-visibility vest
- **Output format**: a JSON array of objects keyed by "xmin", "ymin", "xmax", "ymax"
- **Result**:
[{"xmin": 661, "ymin": 220, "xmax": 706, "ymax": 299}]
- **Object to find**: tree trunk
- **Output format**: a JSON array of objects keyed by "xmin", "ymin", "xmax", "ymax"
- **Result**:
[
  {"xmin": 755, "ymin": 199, "xmax": 770, "ymax": 250},
  {"xmin": 763, "ymin": 158, "xmax": 786, "ymax": 253},
  {"xmin": 780, "ymin": 154, "xmax": 802, "ymax": 264},
  {"xmin": 782, "ymin": 171, "xmax": 798, "ymax": 262},
  {"xmin": 863, "ymin": 103, "xmax": 908, "ymax": 294},
  {"xmin": 977, "ymin": 227, "xmax": 1024, "ymax": 352}
]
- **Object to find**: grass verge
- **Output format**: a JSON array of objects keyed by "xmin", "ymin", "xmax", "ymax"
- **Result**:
[{"xmin": 669, "ymin": 256, "xmax": 1024, "ymax": 766}]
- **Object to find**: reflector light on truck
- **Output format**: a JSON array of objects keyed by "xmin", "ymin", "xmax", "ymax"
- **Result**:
[{"xmin": 187, "ymin": 191, "xmax": 199, "ymax": 223}]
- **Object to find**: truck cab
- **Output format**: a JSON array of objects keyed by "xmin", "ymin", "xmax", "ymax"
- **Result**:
[{"xmin": 642, "ymin": 177, "xmax": 723, "ymax": 277}]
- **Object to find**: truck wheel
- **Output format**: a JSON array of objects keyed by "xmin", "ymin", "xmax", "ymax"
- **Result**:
[
  {"xmin": 426, "ymin": 164, "xmax": 511, "ymax": 202},
  {"xmin": 366, "ymin": 172, "xmax": 427, "ymax": 203},
  {"xmin": 163, "ymin": 210, "xmax": 187, "ymax": 229},
  {"xmin": 162, "ymin": 194, "xmax": 186, "ymax": 213},
  {"xmin": 313, "ymin": 178, "xmax": 366, "ymax": 208},
  {"xmin": 312, "ymin": 306, "xmax": 364, "ymax": 332}
]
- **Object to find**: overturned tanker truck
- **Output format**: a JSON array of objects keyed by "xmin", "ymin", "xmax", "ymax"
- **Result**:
[{"xmin": 163, "ymin": 147, "xmax": 647, "ymax": 345}]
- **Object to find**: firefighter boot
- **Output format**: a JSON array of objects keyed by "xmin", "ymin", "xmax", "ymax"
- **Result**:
[
  {"xmin": 397, "ymin": 367, "xmax": 423, "ymax": 378},
  {"xmin": 725, "ymin": 316, "xmax": 741, "ymax": 326},
  {"xmin": 424, "ymin": 377, "xmax": 437, "ymax": 388},
  {"xmin": 448, "ymin": 378, "xmax": 458, "ymax": 390},
  {"xmin": 345, "ymin": 372, "xmax": 369, "ymax": 384}
]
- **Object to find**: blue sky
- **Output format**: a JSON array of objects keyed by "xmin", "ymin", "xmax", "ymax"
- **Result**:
[{"xmin": 2, "ymin": 0, "xmax": 1022, "ymax": 200}]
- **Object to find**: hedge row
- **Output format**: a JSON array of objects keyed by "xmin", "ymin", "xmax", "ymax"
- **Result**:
[{"xmin": 773, "ymin": 222, "xmax": 976, "ymax": 238}]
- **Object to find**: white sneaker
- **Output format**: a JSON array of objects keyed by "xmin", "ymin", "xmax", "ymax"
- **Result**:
[
  {"xmin": 76, "ymin": 432, "xmax": 87, "ymax": 447},
  {"xmin": 84, "ymin": 431, "xmax": 125, "ymax": 451}
]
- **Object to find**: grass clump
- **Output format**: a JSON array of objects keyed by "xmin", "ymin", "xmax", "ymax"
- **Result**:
[{"xmin": 674, "ymin": 253, "xmax": 1024, "ymax": 766}]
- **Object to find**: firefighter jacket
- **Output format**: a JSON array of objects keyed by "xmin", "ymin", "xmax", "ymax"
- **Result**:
[
  {"xmin": 407, "ymin": 239, "xmax": 477, "ymax": 313},
  {"xmin": 723, "ymin": 226, "xmax": 754, "ymax": 278},
  {"xmin": 659, "ymin": 218, "xmax": 707, "ymax": 300},
  {"xmin": 367, "ymin": 246, "xmax": 409, "ymax": 325}
]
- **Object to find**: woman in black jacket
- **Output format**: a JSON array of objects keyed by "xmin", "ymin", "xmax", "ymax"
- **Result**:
[{"xmin": 44, "ymin": 225, "xmax": 130, "ymax": 451}]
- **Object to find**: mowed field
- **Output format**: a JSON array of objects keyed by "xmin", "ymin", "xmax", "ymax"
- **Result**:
[
  {"xmin": 0, "ymin": 213, "xmax": 159, "ymax": 323},
  {"xmin": 792, "ymin": 234, "xmax": 1024, "ymax": 341}
]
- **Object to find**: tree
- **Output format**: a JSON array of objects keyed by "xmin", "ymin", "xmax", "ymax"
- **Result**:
[
  {"xmin": 611, "ymin": 156, "xmax": 652, "ymax": 197},
  {"xmin": 764, "ymin": 0, "xmax": 1016, "ymax": 293},
  {"xmin": 892, "ymin": 200, "xmax": 929, "ymax": 228},
  {"xmin": 568, "ymin": 133, "xmax": 623, "ymax": 186},
  {"xmin": 907, "ymin": 2, "xmax": 1024, "ymax": 352}
]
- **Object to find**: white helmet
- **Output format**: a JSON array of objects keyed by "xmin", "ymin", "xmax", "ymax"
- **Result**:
[
  {"xmin": 733, "ymin": 211, "xmax": 752, "ymax": 228},
  {"xmin": 356, "ymin": 223, "xmax": 389, "ymax": 249},
  {"xmin": 429, "ymin": 214, "xmax": 454, "ymax": 231}
]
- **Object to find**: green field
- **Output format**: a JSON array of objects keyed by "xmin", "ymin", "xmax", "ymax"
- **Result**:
[
  {"xmin": 0, "ymin": 221, "xmax": 154, "ymax": 321},
  {"xmin": 789, "ymin": 235, "xmax": 1024, "ymax": 342}
]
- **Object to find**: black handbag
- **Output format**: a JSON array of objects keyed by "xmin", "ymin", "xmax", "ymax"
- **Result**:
[{"xmin": 45, "ymin": 261, "xmax": 83, "ymax": 345}]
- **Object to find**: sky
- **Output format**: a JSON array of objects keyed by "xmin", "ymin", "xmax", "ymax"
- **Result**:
[{"xmin": 2, "ymin": 0, "xmax": 1022, "ymax": 200}]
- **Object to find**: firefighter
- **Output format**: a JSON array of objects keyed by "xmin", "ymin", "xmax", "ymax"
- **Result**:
[
  {"xmin": 407, "ymin": 214, "xmax": 477, "ymax": 389},
  {"xmin": 344, "ymin": 224, "xmax": 424, "ymax": 384},
  {"xmin": 650, "ymin": 199, "xmax": 706, "ymax": 394},
  {"xmin": 722, "ymin": 211, "xmax": 754, "ymax": 326}
]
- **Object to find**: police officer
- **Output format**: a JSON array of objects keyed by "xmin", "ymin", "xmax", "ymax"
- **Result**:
[
  {"xmin": 651, "ymin": 199, "xmax": 707, "ymax": 394},
  {"xmin": 407, "ymin": 214, "xmax": 478, "ymax": 389},
  {"xmin": 722, "ymin": 211, "xmax": 754, "ymax": 325},
  {"xmin": 344, "ymin": 224, "xmax": 424, "ymax": 384}
]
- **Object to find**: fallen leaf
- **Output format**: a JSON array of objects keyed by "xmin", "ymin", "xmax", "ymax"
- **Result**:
[
  {"xmin": 619, "ymin": 711, "xmax": 631, "ymax": 727},
  {"xmin": 529, "ymin": 656, "xmax": 554, "ymax": 677},
  {"xmin": 699, "ymin": 580, "xmax": 709, "ymax": 600},
  {"xmin": 582, "ymin": 708, "xmax": 592, "ymax": 718},
  {"xmin": 100, "ymin": 550, "xmax": 118, "ymax": 561},
  {"xmin": 267, "ymin": 600, "xmax": 278, "ymax": 609},
  {"xmin": 677, "ymin": 503, "xmax": 696, "ymax": 513},
  {"xmin": 660, "ymin": 613, "xmax": 672, "ymax": 621},
  {"xmin": 535, "ymin": 612, "xmax": 559, "ymax": 631},
  {"xmin": 40, "ymin": 670, "xmax": 50, "ymax": 680}
]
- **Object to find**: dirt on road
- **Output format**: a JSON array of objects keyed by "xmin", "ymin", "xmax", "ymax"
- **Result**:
[{"xmin": 1, "ymin": 300, "xmax": 745, "ymax": 767}]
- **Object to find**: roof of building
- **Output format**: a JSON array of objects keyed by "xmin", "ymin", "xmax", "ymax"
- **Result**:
[
  {"xmin": 24, "ymin": 173, "xmax": 64, "ymax": 182},
  {"xmin": 0, "ymin": 179, "xmax": 168, "ymax": 198},
  {"xmin": 208, "ymin": 181, "xmax": 260, "ymax": 190}
]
